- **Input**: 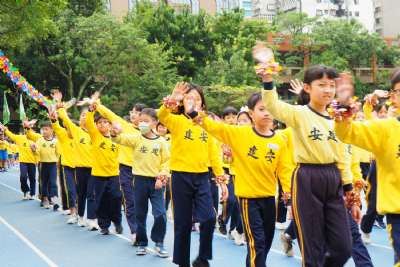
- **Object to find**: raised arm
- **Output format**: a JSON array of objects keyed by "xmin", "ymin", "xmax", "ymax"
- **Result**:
[
  {"xmin": 97, "ymin": 103, "xmax": 131, "ymax": 131},
  {"xmin": 4, "ymin": 128, "xmax": 20, "ymax": 143},
  {"xmin": 199, "ymin": 116, "xmax": 239, "ymax": 147},
  {"xmin": 57, "ymin": 108, "xmax": 79, "ymax": 138},
  {"xmin": 334, "ymin": 118, "xmax": 385, "ymax": 155},
  {"xmin": 112, "ymin": 133, "xmax": 141, "ymax": 148},
  {"xmin": 157, "ymin": 105, "xmax": 182, "ymax": 133},
  {"xmin": 51, "ymin": 120, "xmax": 68, "ymax": 143},
  {"xmin": 261, "ymin": 83, "xmax": 300, "ymax": 128},
  {"xmin": 26, "ymin": 129, "xmax": 42, "ymax": 142}
]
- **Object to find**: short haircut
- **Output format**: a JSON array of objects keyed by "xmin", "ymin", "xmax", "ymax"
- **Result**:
[
  {"xmin": 222, "ymin": 106, "xmax": 238, "ymax": 118},
  {"xmin": 140, "ymin": 108, "xmax": 157, "ymax": 121}
]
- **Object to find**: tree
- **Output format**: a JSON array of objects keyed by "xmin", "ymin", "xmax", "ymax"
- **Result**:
[
  {"xmin": 0, "ymin": 0, "xmax": 66, "ymax": 49},
  {"xmin": 127, "ymin": 1, "xmax": 214, "ymax": 78}
]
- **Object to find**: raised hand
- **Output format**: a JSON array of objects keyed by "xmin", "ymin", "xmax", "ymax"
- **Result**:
[
  {"xmin": 51, "ymin": 89, "xmax": 63, "ymax": 103},
  {"xmin": 110, "ymin": 122, "xmax": 123, "ymax": 136},
  {"xmin": 48, "ymin": 109, "xmax": 58, "ymax": 121},
  {"xmin": 289, "ymin": 79, "xmax": 304, "ymax": 95},
  {"xmin": 23, "ymin": 119, "xmax": 37, "ymax": 129},
  {"xmin": 373, "ymin": 89, "xmax": 389, "ymax": 98}
]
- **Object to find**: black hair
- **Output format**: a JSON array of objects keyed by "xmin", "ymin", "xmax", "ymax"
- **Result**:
[
  {"xmin": 303, "ymin": 65, "xmax": 339, "ymax": 85},
  {"xmin": 237, "ymin": 111, "xmax": 253, "ymax": 123},
  {"xmin": 94, "ymin": 113, "xmax": 109, "ymax": 123},
  {"xmin": 247, "ymin": 92, "xmax": 262, "ymax": 110},
  {"xmin": 140, "ymin": 108, "xmax": 157, "ymax": 121},
  {"xmin": 373, "ymin": 100, "xmax": 389, "ymax": 113},
  {"xmin": 133, "ymin": 103, "xmax": 146, "ymax": 112},
  {"xmin": 156, "ymin": 122, "xmax": 170, "ymax": 133},
  {"xmin": 297, "ymin": 89, "xmax": 310, "ymax": 105},
  {"xmin": 177, "ymin": 83, "xmax": 207, "ymax": 114},
  {"xmin": 79, "ymin": 107, "xmax": 88, "ymax": 113},
  {"xmin": 391, "ymin": 68, "xmax": 400, "ymax": 90},
  {"xmin": 40, "ymin": 121, "xmax": 52, "ymax": 129},
  {"xmin": 222, "ymin": 106, "xmax": 238, "ymax": 118}
]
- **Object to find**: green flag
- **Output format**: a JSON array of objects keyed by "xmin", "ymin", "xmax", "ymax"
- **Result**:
[
  {"xmin": 19, "ymin": 94, "xmax": 26, "ymax": 121},
  {"xmin": 2, "ymin": 91, "xmax": 10, "ymax": 125}
]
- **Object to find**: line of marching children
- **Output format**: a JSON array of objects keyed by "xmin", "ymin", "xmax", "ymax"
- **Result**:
[{"xmin": 0, "ymin": 61, "xmax": 400, "ymax": 267}]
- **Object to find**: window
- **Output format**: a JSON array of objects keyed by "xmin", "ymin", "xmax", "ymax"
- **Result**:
[
  {"xmin": 267, "ymin": 4, "xmax": 275, "ymax": 10},
  {"xmin": 355, "ymin": 11, "xmax": 359, "ymax": 17},
  {"xmin": 331, "ymin": 9, "xmax": 336, "ymax": 15},
  {"xmin": 324, "ymin": 9, "xmax": 329, "ymax": 15},
  {"xmin": 354, "ymin": 0, "xmax": 359, "ymax": 4},
  {"xmin": 349, "ymin": 11, "xmax": 352, "ymax": 16},
  {"xmin": 316, "ymin": 9, "xmax": 323, "ymax": 16},
  {"xmin": 317, "ymin": 0, "xmax": 322, "ymax": 3}
]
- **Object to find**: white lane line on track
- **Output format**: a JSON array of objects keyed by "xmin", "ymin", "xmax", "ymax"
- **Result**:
[{"xmin": 0, "ymin": 216, "xmax": 60, "ymax": 267}]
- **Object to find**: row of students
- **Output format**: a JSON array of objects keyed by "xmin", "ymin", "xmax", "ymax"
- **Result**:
[{"xmin": 1, "ymin": 64, "xmax": 399, "ymax": 267}]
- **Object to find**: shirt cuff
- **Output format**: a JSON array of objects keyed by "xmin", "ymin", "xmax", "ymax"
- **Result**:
[{"xmin": 263, "ymin": 82, "xmax": 274, "ymax": 90}]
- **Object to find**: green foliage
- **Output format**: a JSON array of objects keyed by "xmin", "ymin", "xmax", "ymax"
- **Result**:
[
  {"xmin": 204, "ymin": 84, "xmax": 259, "ymax": 114},
  {"xmin": 1, "ymin": 3, "xmax": 400, "ymax": 120},
  {"xmin": 0, "ymin": 0, "xmax": 66, "ymax": 49}
]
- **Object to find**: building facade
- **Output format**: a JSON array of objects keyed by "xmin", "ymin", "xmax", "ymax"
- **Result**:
[
  {"xmin": 275, "ymin": 0, "xmax": 374, "ymax": 32},
  {"xmin": 373, "ymin": 0, "xmax": 399, "ymax": 37}
]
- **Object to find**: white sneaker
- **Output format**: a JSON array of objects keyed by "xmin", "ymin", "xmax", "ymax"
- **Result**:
[
  {"xmin": 67, "ymin": 214, "xmax": 78, "ymax": 224},
  {"xmin": 28, "ymin": 195, "xmax": 34, "ymax": 200},
  {"xmin": 87, "ymin": 219, "xmax": 99, "ymax": 231},
  {"xmin": 275, "ymin": 222, "xmax": 286, "ymax": 230},
  {"xmin": 280, "ymin": 232, "xmax": 294, "ymax": 257},
  {"xmin": 234, "ymin": 232, "xmax": 246, "ymax": 246},
  {"xmin": 22, "ymin": 193, "xmax": 28, "ymax": 200},
  {"xmin": 362, "ymin": 232, "xmax": 371, "ymax": 244},
  {"xmin": 77, "ymin": 217, "xmax": 87, "ymax": 227},
  {"xmin": 62, "ymin": 210, "xmax": 71, "ymax": 215},
  {"xmin": 43, "ymin": 200, "xmax": 50, "ymax": 209},
  {"xmin": 228, "ymin": 230, "xmax": 236, "ymax": 240}
]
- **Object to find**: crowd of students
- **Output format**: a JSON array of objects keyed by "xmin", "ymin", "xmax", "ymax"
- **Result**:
[{"xmin": 0, "ymin": 60, "xmax": 400, "ymax": 267}]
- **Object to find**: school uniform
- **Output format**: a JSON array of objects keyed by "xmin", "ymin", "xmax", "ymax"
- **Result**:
[
  {"xmin": 5, "ymin": 130, "xmax": 38, "ymax": 197},
  {"xmin": 86, "ymin": 110, "xmax": 122, "ymax": 231},
  {"xmin": 336, "ymin": 117, "xmax": 400, "ymax": 266},
  {"xmin": 52, "ymin": 121, "xmax": 76, "ymax": 210},
  {"xmin": 263, "ymin": 84, "xmax": 353, "ymax": 267},
  {"xmin": 58, "ymin": 108, "xmax": 95, "ymax": 219},
  {"xmin": 97, "ymin": 104, "xmax": 138, "ymax": 234},
  {"xmin": 26, "ymin": 130, "xmax": 58, "ymax": 200},
  {"xmin": 158, "ymin": 105, "xmax": 224, "ymax": 267},
  {"xmin": 113, "ymin": 133, "xmax": 169, "ymax": 246},
  {"xmin": 200, "ymin": 116, "xmax": 293, "ymax": 267}
]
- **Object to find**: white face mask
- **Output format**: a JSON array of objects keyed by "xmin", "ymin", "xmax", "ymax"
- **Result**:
[{"xmin": 138, "ymin": 122, "xmax": 151, "ymax": 134}]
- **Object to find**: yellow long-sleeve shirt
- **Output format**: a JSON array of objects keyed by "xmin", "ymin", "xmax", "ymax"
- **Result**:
[
  {"xmin": 207, "ymin": 136, "xmax": 225, "ymax": 176},
  {"xmin": 0, "ymin": 140, "xmax": 9, "ymax": 150},
  {"xmin": 5, "ymin": 130, "xmax": 37, "ymax": 163},
  {"xmin": 335, "ymin": 117, "xmax": 400, "ymax": 214},
  {"xmin": 58, "ymin": 108, "xmax": 92, "ymax": 168},
  {"xmin": 278, "ymin": 127, "xmax": 295, "ymax": 166},
  {"xmin": 113, "ymin": 133, "xmax": 169, "ymax": 178},
  {"xmin": 52, "ymin": 121, "xmax": 75, "ymax": 168},
  {"xmin": 26, "ymin": 129, "xmax": 58, "ymax": 163},
  {"xmin": 86, "ymin": 111, "xmax": 119, "ymax": 177},
  {"xmin": 200, "ymin": 116, "xmax": 293, "ymax": 198},
  {"xmin": 96, "ymin": 104, "xmax": 139, "ymax": 167},
  {"xmin": 262, "ymin": 88, "xmax": 352, "ymax": 187},
  {"xmin": 157, "ymin": 105, "xmax": 224, "ymax": 176},
  {"xmin": 347, "ymin": 144, "xmax": 363, "ymax": 184},
  {"xmin": 9, "ymin": 143, "xmax": 17, "ymax": 154}
]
